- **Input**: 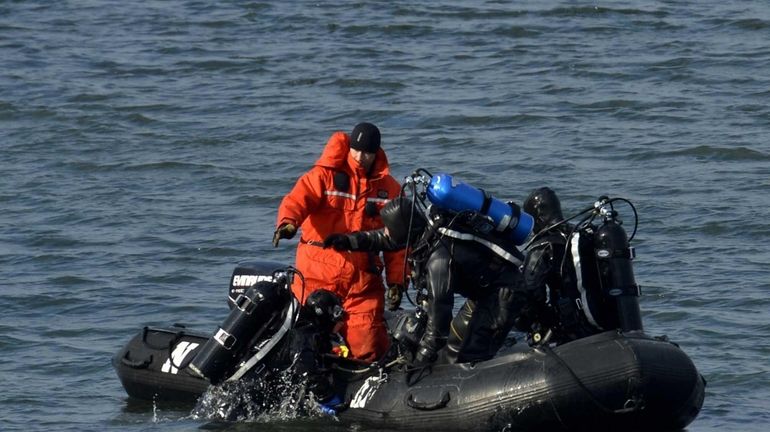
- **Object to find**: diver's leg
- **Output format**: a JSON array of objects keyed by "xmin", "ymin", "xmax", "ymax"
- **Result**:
[
  {"xmin": 458, "ymin": 266, "xmax": 529, "ymax": 362},
  {"xmin": 446, "ymin": 299, "xmax": 475, "ymax": 363},
  {"xmin": 415, "ymin": 245, "xmax": 455, "ymax": 364}
]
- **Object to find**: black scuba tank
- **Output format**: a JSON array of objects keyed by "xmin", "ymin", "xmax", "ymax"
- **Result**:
[
  {"xmin": 595, "ymin": 218, "xmax": 643, "ymax": 332},
  {"xmin": 189, "ymin": 273, "xmax": 292, "ymax": 384}
]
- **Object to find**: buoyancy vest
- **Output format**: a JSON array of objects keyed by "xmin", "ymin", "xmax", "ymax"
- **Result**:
[
  {"xmin": 408, "ymin": 209, "xmax": 524, "ymax": 302},
  {"xmin": 425, "ymin": 208, "xmax": 525, "ymax": 267},
  {"xmin": 524, "ymin": 225, "xmax": 619, "ymax": 341}
]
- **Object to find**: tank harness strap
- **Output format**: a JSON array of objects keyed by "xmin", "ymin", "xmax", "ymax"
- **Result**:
[
  {"xmin": 225, "ymin": 298, "xmax": 299, "ymax": 382},
  {"xmin": 570, "ymin": 231, "xmax": 601, "ymax": 330},
  {"xmin": 509, "ymin": 200, "xmax": 521, "ymax": 219},
  {"xmin": 478, "ymin": 188, "xmax": 493, "ymax": 215},
  {"xmin": 436, "ymin": 227, "xmax": 523, "ymax": 267}
]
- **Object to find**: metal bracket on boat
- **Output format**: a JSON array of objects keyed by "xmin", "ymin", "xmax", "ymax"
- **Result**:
[
  {"xmin": 225, "ymin": 298, "xmax": 299, "ymax": 382},
  {"xmin": 373, "ymin": 368, "xmax": 389, "ymax": 389},
  {"xmin": 615, "ymin": 395, "xmax": 645, "ymax": 414}
]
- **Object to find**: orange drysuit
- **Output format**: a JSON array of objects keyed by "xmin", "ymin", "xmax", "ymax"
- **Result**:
[{"xmin": 276, "ymin": 131, "xmax": 406, "ymax": 361}]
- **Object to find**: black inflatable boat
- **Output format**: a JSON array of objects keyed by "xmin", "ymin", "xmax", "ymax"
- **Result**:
[{"xmin": 113, "ymin": 260, "xmax": 705, "ymax": 431}]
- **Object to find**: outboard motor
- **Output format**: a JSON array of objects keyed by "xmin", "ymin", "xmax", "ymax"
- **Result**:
[
  {"xmin": 594, "ymin": 206, "xmax": 643, "ymax": 332},
  {"xmin": 426, "ymin": 173, "xmax": 534, "ymax": 245},
  {"xmin": 228, "ymin": 260, "xmax": 290, "ymax": 309},
  {"xmin": 189, "ymin": 263, "xmax": 296, "ymax": 384}
]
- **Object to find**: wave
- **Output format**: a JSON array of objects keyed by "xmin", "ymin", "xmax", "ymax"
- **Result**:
[
  {"xmin": 706, "ymin": 18, "xmax": 770, "ymax": 31},
  {"xmin": 667, "ymin": 145, "xmax": 770, "ymax": 161},
  {"xmin": 629, "ymin": 144, "xmax": 769, "ymax": 162},
  {"xmin": 540, "ymin": 6, "xmax": 669, "ymax": 18}
]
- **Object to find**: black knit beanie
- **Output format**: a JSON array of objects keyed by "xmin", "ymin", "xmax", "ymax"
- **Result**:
[{"xmin": 350, "ymin": 122, "xmax": 381, "ymax": 153}]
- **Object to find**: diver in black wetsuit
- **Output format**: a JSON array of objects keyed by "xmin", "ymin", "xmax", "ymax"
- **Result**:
[
  {"xmin": 271, "ymin": 289, "xmax": 346, "ymax": 410},
  {"xmin": 324, "ymin": 196, "xmax": 530, "ymax": 365},
  {"xmin": 520, "ymin": 187, "xmax": 605, "ymax": 343}
]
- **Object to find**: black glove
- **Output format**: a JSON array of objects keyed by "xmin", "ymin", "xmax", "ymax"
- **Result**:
[
  {"xmin": 323, "ymin": 233, "xmax": 353, "ymax": 250},
  {"xmin": 272, "ymin": 223, "xmax": 296, "ymax": 247},
  {"xmin": 386, "ymin": 284, "xmax": 404, "ymax": 311}
]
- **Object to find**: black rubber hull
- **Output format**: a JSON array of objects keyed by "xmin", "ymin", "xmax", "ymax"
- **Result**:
[
  {"xmin": 114, "ymin": 326, "xmax": 210, "ymax": 403},
  {"xmin": 114, "ymin": 328, "xmax": 704, "ymax": 431},
  {"xmin": 336, "ymin": 331, "xmax": 705, "ymax": 431}
]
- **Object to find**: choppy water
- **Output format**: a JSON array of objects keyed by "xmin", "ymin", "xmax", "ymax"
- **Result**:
[{"xmin": 2, "ymin": 1, "xmax": 769, "ymax": 431}]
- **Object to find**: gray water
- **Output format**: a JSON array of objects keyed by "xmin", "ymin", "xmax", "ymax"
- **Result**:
[{"xmin": 2, "ymin": 1, "xmax": 769, "ymax": 431}]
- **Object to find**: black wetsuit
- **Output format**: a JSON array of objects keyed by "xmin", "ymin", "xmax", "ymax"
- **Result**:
[
  {"xmin": 426, "ymin": 238, "xmax": 527, "ymax": 364},
  {"xmin": 270, "ymin": 319, "xmax": 336, "ymax": 402},
  {"xmin": 343, "ymin": 211, "xmax": 529, "ymax": 364},
  {"xmin": 521, "ymin": 227, "xmax": 599, "ymax": 343}
]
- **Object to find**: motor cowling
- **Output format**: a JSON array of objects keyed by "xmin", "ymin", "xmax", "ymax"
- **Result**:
[
  {"xmin": 426, "ymin": 173, "xmax": 534, "ymax": 245},
  {"xmin": 595, "ymin": 219, "xmax": 643, "ymax": 332},
  {"xmin": 228, "ymin": 260, "xmax": 289, "ymax": 309},
  {"xmin": 189, "ymin": 270, "xmax": 292, "ymax": 384}
]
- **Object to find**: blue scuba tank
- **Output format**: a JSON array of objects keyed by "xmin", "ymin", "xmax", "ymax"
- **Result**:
[{"xmin": 426, "ymin": 173, "xmax": 534, "ymax": 245}]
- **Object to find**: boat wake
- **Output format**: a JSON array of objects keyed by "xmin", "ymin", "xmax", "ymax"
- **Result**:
[{"xmin": 190, "ymin": 366, "xmax": 331, "ymax": 423}]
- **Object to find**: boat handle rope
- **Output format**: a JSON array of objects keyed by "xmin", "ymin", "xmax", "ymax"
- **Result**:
[
  {"xmin": 120, "ymin": 352, "xmax": 153, "ymax": 369},
  {"xmin": 138, "ymin": 326, "xmax": 192, "ymax": 371},
  {"xmin": 140, "ymin": 326, "xmax": 185, "ymax": 351},
  {"xmin": 540, "ymin": 343, "xmax": 643, "ymax": 415}
]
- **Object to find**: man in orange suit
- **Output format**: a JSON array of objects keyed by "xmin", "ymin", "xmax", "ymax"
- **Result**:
[{"xmin": 273, "ymin": 122, "xmax": 406, "ymax": 361}]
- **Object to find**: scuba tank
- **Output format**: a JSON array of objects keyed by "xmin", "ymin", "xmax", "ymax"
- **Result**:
[
  {"xmin": 530, "ymin": 196, "xmax": 643, "ymax": 344},
  {"xmin": 426, "ymin": 173, "xmax": 534, "ymax": 245},
  {"xmin": 189, "ymin": 271, "xmax": 293, "ymax": 384},
  {"xmin": 594, "ymin": 209, "xmax": 643, "ymax": 332}
]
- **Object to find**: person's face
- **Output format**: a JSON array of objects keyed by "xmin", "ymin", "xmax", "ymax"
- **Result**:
[{"xmin": 350, "ymin": 148, "xmax": 376, "ymax": 172}]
